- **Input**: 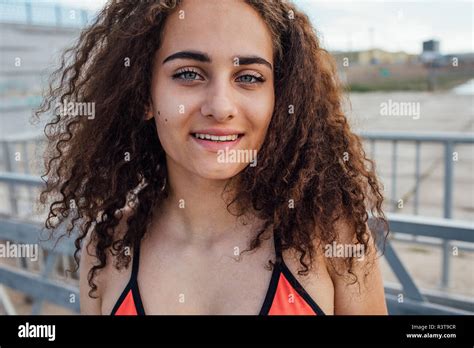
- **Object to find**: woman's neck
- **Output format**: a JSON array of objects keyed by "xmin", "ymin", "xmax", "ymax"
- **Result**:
[{"xmin": 156, "ymin": 159, "xmax": 252, "ymax": 246}]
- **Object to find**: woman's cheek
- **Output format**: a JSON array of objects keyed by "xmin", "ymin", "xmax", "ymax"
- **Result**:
[
  {"xmin": 250, "ymin": 104, "xmax": 274, "ymax": 149},
  {"xmin": 153, "ymin": 107, "xmax": 182, "ymax": 150}
]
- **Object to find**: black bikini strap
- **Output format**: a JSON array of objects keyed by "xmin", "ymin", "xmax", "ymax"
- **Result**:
[
  {"xmin": 131, "ymin": 239, "xmax": 140, "ymax": 279},
  {"xmin": 129, "ymin": 239, "xmax": 146, "ymax": 315}
]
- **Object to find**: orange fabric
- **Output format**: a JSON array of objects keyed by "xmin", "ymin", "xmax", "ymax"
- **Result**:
[
  {"xmin": 113, "ymin": 273, "xmax": 317, "ymax": 315},
  {"xmin": 268, "ymin": 273, "xmax": 317, "ymax": 315},
  {"xmin": 115, "ymin": 290, "xmax": 137, "ymax": 315}
]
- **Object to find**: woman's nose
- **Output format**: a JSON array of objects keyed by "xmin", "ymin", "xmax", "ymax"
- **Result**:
[{"xmin": 200, "ymin": 79, "xmax": 238, "ymax": 122}]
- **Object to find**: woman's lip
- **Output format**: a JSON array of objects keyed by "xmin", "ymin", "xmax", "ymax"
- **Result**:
[
  {"xmin": 190, "ymin": 128, "xmax": 244, "ymax": 136},
  {"xmin": 190, "ymin": 134, "xmax": 242, "ymax": 152}
]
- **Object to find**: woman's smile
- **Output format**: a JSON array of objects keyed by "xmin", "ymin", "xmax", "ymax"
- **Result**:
[{"xmin": 190, "ymin": 128, "xmax": 244, "ymax": 153}]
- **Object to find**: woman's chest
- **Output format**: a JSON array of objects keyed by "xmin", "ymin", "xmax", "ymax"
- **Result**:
[
  {"xmin": 137, "ymin": 245, "xmax": 275, "ymax": 314},
  {"xmin": 101, "ymin": 235, "xmax": 335, "ymax": 315}
]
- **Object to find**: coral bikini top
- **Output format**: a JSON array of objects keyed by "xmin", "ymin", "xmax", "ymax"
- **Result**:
[{"xmin": 111, "ymin": 231, "xmax": 325, "ymax": 315}]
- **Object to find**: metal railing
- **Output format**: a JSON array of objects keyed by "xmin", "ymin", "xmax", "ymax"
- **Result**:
[
  {"xmin": 0, "ymin": 134, "xmax": 44, "ymax": 219},
  {"xmin": 0, "ymin": 0, "xmax": 95, "ymax": 28},
  {"xmin": 361, "ymin": 131, "xmax": 474, "ymax": 288},
  {"xmin": 370, "ymin": 213, "xmax": 474, "ymax": 314},
  {"xmin": 0, "ymin": 168, "xmax": 79, "ymax": 314},
  {"xmin": 0, "ymin": 216, "xmax": 79, "ymax": 314}
]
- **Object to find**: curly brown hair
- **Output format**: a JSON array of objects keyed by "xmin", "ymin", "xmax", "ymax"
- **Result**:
[{"xmin": 36, "ymin": 0, "xmax": 388, "ymax": 298}]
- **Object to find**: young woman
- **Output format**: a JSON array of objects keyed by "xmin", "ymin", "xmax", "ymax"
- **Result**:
[{"xmin": 38, "ymin": 0, "xmax": 389, "ymax": 315}]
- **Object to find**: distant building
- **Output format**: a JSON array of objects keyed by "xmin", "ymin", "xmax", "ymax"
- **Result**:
[
  {"xmin": 331, "ymin": 40, "xmax": 474, "ymax": 68},
  {"xmin": 423, "ymin": 40, "xmax": 440, "ymax": 53},
  {"xmin": 421, "ymin": 39, "xmax": 442, "ymax": 64},
  {"xmin": 332, "ymin": 49, "xmax": 417, "ymax": 66}
]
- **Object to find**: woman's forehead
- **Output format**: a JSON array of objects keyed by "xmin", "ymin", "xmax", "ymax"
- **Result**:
[{"xmin": 157, "ymin": 0, "xmax": 274, "ymax": 65}]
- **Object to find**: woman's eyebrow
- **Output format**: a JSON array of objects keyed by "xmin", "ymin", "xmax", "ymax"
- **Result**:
[{"xmin": 162, "ymin": 50, "xmax": 273, "ymax": 70}]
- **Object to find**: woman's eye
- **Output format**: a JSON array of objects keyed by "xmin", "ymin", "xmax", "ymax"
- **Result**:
[
  {"xmin": 172, "ymin": 70, "xmax": 265, "ymax": 84},
  {"xmin": 237, "ymin": 74, "xmax": 265, "ymax": 84},
  {"xmin": 173, "ymin": 70, "xmax": 202, "ymax": 81}
]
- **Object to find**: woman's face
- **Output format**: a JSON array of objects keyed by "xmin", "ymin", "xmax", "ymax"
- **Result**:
[{"xmin": 149, "ymin": 0, "xmax": 275, "ymax": 180}]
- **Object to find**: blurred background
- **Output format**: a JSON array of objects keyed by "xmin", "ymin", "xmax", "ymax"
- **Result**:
[{"xmin": 0, "ymin": 0, "xmax": 472, "ymax": 315}]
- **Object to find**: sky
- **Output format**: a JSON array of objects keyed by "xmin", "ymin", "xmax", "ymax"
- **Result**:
[
  {"xmin": 50, "ymin": 0, "xmax": 474, "ymax": 54},
  {"xmin": 293, "ymin": 0, "xmax": 474, "ymax": 54}
]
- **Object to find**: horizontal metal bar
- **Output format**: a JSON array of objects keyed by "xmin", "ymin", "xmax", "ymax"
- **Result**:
[
  {"xmin": 0, "ymin": 264, "xmax": 80, "ymax": 312},
  {"xmin": 0, "ymin": 172, "xmax": 43, "ymax": 186},
  {"xmin": 360, "ymin": 131, "xmax": 474, "ymax": 143},
  {"xmin": 0, "ymin": 132, "xmax": 43, "ymax": 142},
  {"xmin": 0, "ymin": 70, "xmax": 45, "ymax": 77},
  {"xmin": 377, "ymin": 214, "xmax": 474, "ymax": 242},
  {"xmin": 0, "ymin": 106, "xmax": 37, "ymax": 112},
  {"xmin": 391, "ymin": 234, "xmax": 474, "ymax": 252},
  {"xmin": 0, "ymin": 218, "xmax": 77, "ymax": 256}
]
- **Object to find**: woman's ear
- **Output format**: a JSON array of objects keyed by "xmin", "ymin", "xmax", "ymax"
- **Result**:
[{"xmin": 145, "ymin": 102, "xmax": 154, "ymax": 120}]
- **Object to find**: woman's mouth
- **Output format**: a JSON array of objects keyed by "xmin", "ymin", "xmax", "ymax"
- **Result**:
[
  {"xmin": 190, "ymin": 130, "xmax": 244, "ymax": 152},
  {"xmin": 192, "ymin": 133, "xmax": 240, "ymax": 142}
]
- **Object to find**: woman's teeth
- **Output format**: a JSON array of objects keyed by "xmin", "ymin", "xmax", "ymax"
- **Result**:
[{"xmin": 193, "ymin": 133, "xmax": 239, "ymax": 142}]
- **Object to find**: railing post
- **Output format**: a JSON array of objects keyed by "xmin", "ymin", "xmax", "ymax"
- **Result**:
[
  {"xmin": 1, "ymin": 141, "xmax": 18, "ymax": 216},
  {"xmin": 21, "ymin": 141, "xmax": 35, "ymax": 217},
  {"xmin": 444, "ymin": 142, "xmax": 454, "ymax": 219},
  {"xmin": 441, "ymin": 141, "xmax": 454, "ymax": 289},
  {"xmin": 81, "ymin": 9, "xmax": 88, "ymax": 26},
  {"xmin": 55, "ymin": 4, "xmax": 62, "ymax": 27},
  {"xmin": 25, "ymin": 0, "xmax": 32, "ymax": 25},
  {"xmin": 370, "ymin": 139, "xmax": 375, "ymax": 160},
  {"xmin": 391, "ymin": 140, "xmax": 398, "ymax": 211},
  {"xmin": 414, "ymin": 141, "xmax": 421, "ymax": 215}
]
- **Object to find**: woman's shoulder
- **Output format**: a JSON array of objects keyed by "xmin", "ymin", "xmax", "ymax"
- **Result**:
[
  {"xmin": 307, "ymin": 214, "xmax": 387, "ymax": 314},
  {"xmin": 280, "ymin": 214, "xmax": 379, "ymax": 315}
]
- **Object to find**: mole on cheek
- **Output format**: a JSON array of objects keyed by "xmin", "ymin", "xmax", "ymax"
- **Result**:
[{"xmin": 157, "ymin": 110, "xmax": 167, "ymax": 122}]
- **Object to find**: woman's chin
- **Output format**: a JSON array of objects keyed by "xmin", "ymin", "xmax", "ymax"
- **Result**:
[{"xmin": 192, "ymin": 162, "xmax": 248, "ymax": 181}]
